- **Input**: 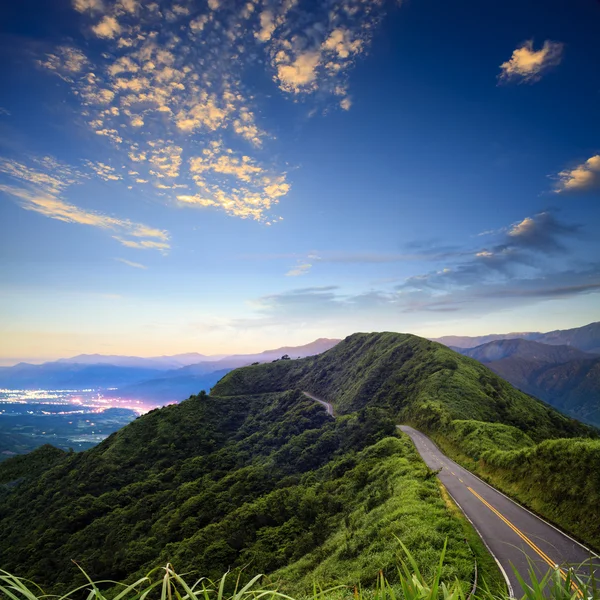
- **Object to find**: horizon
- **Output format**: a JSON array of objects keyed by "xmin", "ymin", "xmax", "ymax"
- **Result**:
[
  {"xmin": 1, "ymin": 0, "xmax": 599, "ymax": 365},
  {"xmin": 1, "ymin": 318, "xmax": 597, "ymax": 367}
]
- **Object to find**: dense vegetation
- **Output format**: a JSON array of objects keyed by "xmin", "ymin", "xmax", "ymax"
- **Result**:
[
  {"xmin": 213, "ymin": 333, "xmax": 594, "ymax": 442},
  {"xmin": 0, "ymin": 387, "xmax": 486, "ymax": 595},
  {"xmin": 2, "ymin": 332, "xmax": 598, "ymax": 594}
]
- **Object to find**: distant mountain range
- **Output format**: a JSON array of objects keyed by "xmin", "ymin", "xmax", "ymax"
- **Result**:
[
  {"xmin": 433, "ymin": 321, "xmax": 600, "ymax": 354},
  {"xmin": 0, "ymin": 338, "xmax": 341, "ymax": 403},
  {"xmin": 455, "ymin": 337, "xmax": 600, "ymax": 427}
]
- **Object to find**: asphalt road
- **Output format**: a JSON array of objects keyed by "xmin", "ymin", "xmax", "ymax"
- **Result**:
[
  {"xmin": 398, "ymin": 425, "xmax": 600, "ymax": 597},
  {"xmin": 303, "ymin": 392, "xmax": 599, "ymax": 596},
  {"xmin": 303, "ymin": 391, "xmax": 335, "ymax": 416}
]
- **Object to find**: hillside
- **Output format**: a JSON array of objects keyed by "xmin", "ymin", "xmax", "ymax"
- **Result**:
[
  {"xmin": 0, "ymin": 387, "xmax": 483, "ymax": 595},
  {"xmin": 433, "ymin": 321, "xmax": 600, "ymax": 353},
  {"xmin": 457, "ymin": 339, "xmax": 600, "ymax": 427},
  {"xmin": 213, "ymin": 332, "xmax": 593, "ymax": 442}
]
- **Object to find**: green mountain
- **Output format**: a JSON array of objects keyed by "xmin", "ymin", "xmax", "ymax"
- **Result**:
[
  {"xmin": 457, "ymin": 339, "xmax": 600, "ymax": 427},
  {"xmin": 0, "ymin": 332, "xmax": 596, "ymax": 593},
  {"xmin": 213, "ymin": 332, "xmax": 592, "ymax": 441}
]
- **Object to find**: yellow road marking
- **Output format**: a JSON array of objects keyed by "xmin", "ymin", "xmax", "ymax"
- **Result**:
[
  {"xmin": 467, "ymin": 487, "xmax": 582, "ymax": 597},
  {"xmin": 459, "ymin": 478, "xmax": 464, "ymax": 483}
]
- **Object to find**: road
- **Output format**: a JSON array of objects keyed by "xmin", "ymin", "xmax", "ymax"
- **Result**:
[
  {"xmin": 304, "ymin": 392, "xmax": 599, "ymax": 596},
  {"xmin": 398, "ymin": 425, "xmax": 600, "ymax": 597},
  {"xmin": 303, "ymin": 391, "xmax": 335, "ymax": 416}
]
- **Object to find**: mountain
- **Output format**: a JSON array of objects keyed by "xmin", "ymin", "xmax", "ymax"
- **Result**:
[
  {"xmin": 0, "ymin": 339, "xmax": 341, "ymax": 392},
  {"xmin": 456, "ymin": 339, "xmax": 600, "ymax": 427},
  {"xmin": 0, "ymin": 362, "xmax": 164, "ymax": 389},
  {"xmin": 459, "ymin": 338, "xmax": 593, "ymax": 366},
  {"xmin": 117, "ymin": 368, "xmax": 232, "ymax": 402},
  {"xmin": 115, "ymin": 338, "xmax": 341, "ymax": 402},
  {"xmin": 433, "ymin": 321, "xmax": 600, "ymax": 353},
  {"xmin": 54, "ymin": 353, "xmax": 224, "ymax": 370}
]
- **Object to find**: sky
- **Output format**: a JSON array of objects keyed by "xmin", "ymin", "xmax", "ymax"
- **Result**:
[{"xmin": 0, "ymin": 0, "xmax": 599, "ymax": 364}]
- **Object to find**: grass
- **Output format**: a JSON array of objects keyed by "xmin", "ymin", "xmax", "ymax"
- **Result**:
[{"xmin": 0, "ymin": 542, "xmax": 597, "ymax": 600}]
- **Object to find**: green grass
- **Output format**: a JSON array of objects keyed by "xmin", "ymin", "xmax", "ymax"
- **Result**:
[{"xmin": 0, "ymin": 543, "xmax": 597, "ymax": 600}]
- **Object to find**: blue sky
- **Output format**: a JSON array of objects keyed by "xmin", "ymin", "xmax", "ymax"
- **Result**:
[{"xmin": 0, "ymin": 0, "xmax": 599, "ymax": 363}]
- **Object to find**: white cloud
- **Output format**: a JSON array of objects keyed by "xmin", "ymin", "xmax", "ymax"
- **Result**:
[
  {"xmin": 499, "ymin": 40, "xmax": 564, "ymax": 83},
  {"xmin": 92, "ymin": 16, "xmax": 122, "ymax": 39},
  {"xmin": 0, "ymin": 157, "xmax": 169, "ymax": 253},
  {"xmin": 85, "ymin": 160, "xmax": 123, "ymax": 181},
  {"xmin": 276, "ymin": 51, "xmax": 321, "ymax": 93},
  {"xmin": 555, "ymin": 154, "xmax": 600, "ymax": 192},
  {"xmin": 34, "ymin": 0, "xmax": 393, "ymax": 225},
  {"xmin": 73, "ymin": 0, "xmax": 104, "ymax": 12}
]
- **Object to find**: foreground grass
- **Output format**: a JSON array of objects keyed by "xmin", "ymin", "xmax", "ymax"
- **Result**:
[{"xmin": 1, "ymin": 542, "xmax": 597, "ymax": 600}]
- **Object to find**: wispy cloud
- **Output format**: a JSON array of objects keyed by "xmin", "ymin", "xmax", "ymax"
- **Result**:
[
  {"xmin": 498, "ymin": 40, "xmax": 563, "ymax": 84},
  {"xmin": 232, "ymin": 211, "xmax": 597, "ymax": 327},
  {"xmin": 115, "ymin": 257, "xmax": 147, "ymax": 269},
  {"xmin": 286, "ymin": 262, "xmax": 312, "ymax": 276},
  {"xmin": 555, "ymin": 154, "xmax": 600, "ymax": 193},
  {"xmin": 0, "ymin": 157, "xmax": 170, "ymax": 252}
]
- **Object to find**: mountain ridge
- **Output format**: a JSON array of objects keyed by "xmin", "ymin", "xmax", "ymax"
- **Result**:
[{"xmin": 433, "ymin": 321, "xmax": 600, "ymax": 353}]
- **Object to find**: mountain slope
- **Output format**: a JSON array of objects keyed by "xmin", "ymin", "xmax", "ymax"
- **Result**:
[
  {"xmin": 213, "ymin": 332, "xmax": 594, "ymax": 442},
  {"xmin": 433, "ymin": 321, "xmax": 600, "ymax": 353},
  {"xmin": 0, "ymin": 389, "xmax": 477, "ymax": 594},
  {"xmin": 456, "ymin": 339, "xmax": 600, "ymax": 427}
]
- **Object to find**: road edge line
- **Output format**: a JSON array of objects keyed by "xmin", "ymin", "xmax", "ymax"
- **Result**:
[{"xmin": 439, "ymin": 479, "xmax": 515, "ymax": 599}]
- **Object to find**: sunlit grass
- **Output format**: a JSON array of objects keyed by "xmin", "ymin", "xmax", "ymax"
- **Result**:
[{"xmin": 1, "ymin": 542, "xmax": 597, "ymax": 600}]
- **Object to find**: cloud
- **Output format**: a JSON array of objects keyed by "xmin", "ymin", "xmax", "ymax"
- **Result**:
[
  {"xmin": 30, "ymin": 0, "xmax": 396, "ymax": 227},
  {"xmin": 0, "ymin": 157, "xmax": 169, "ymax": 253},
  {"xmin": 498, "ymin": 40, "xmax": 564, "ymax": 83},
  {"xmin": 85, "ymin": 160, "xmax": 123, "ymax": 181},
  {"xmin": 115, "ymin": 257, "xmax": 147, "ymax": 269},
  {"xmin": 0, "ymin": 107, "xmax": 10, "ymax": 116},
  {"xmin": 92, "ymin": 15, "xmax": 122, "ymax": 39},
  {"xmin": 555, "ymin": 154, "xmax": 600, "ymax": 192},
  {"xmin": 73, "ymin": 0, "xmax": 104, "ymax": 12},
  {"xmin": 286, "ymin": 262, "xmax": 312, "ymax": 276}
]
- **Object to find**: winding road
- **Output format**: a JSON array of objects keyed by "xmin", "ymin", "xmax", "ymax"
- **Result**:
[
  {"xmin": 398, "ymin": 426, "xmax": 600, "ymax": 597},
  {"xmin": 303, "ymin": 392, "xmax": 599, "ymax": 597}
]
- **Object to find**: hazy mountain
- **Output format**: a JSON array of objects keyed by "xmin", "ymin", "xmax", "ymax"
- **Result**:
[
  {"xmin": 54, "ymin": 353, "xmax": 225, "ymax": 370},
  {"xmin": 0, "ymin": 338, "xmax": 341, "ymax": 395},
  {"xmin": 117, "ymin": 369, "xmax": 232, "ymax": 402},
  {"xmin": 459, "ymin": 338, "xmax": 593, "ymax": 365},
  {"xmin": 433, "ymin": 321, "xmax": 600, "ymax": 353},
  {"xmin": 456, "ymin": 339, "xmax": 600, "ymax": 427},
  {"xmin": 116, "ymin": 338, "xmax": 341, "ymax": 402},
  {"xmin": 0, "ymin": 362, "xmax": 164, "ymax": 390}
]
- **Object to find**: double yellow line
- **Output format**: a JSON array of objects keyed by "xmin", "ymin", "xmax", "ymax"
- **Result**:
[{"xmin": 467, "ymin": 487, "xmax": 583, "ymax": 598}]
